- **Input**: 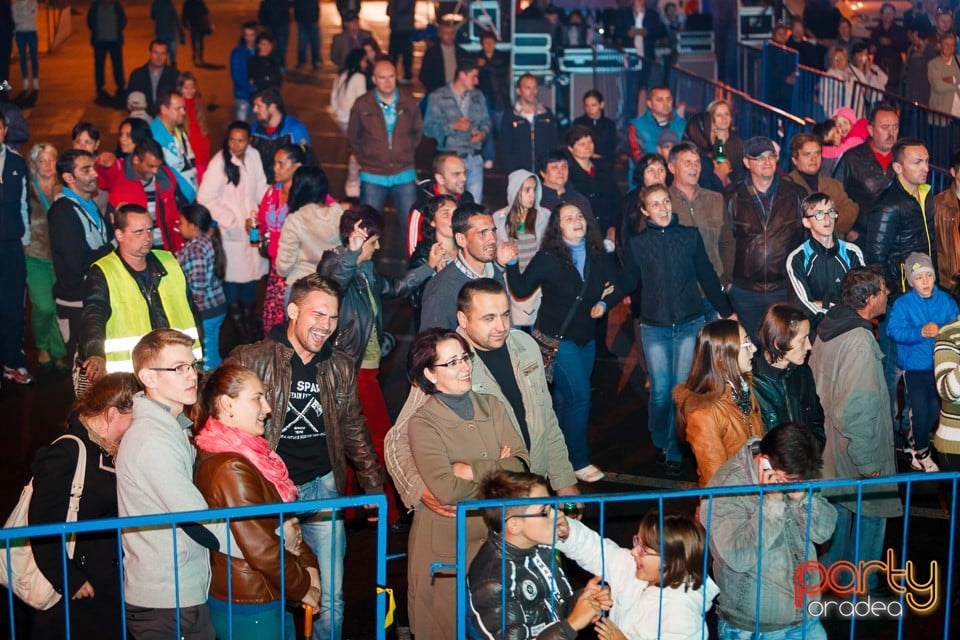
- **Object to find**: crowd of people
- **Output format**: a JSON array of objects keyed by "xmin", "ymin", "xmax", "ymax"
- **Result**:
[{"xmin": 2, "ymin": 0, "xmax": 959, "ymax": 639}]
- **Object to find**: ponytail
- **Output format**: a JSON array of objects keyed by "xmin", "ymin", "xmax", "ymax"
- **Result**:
[{"xmin": 180, "ymin": 203, "xmax": 226, "ymax": 280}]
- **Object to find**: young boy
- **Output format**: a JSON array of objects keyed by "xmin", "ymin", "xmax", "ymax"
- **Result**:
[
  {"xmin": 887, "ymin": 252, "xmax": 959, "ymax": 471},
  {"xmin": 786, "ymin": 192, "xmax": 865, "ymax": 330},
  {"xmin": 467, "ymin": 470, "xmax": 610, "ymax": 639}
]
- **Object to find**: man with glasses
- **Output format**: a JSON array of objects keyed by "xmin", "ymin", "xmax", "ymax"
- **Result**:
[
  {"xmin": 118, "ymin": 328, "xmax": 236, "ymax": 639},
  {"xmin": 226, "ymin": 273, "xmax": 386, "ymax": 640},
  {"xmin": 786, "ymin": 192, "xmax": 865, "ymax": 330},
  {"xmin": 79, "ymin": 203, "xmax": 200, "ymax": 381},
  {"xmin": 724, "ymin": 136, "xmax": 806, "ymax": 339}
]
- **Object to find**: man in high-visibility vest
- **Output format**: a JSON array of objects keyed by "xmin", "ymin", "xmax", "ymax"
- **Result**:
[{"xmin": 79, "ymin": 203, "xmax": 201, "ymax": 380}]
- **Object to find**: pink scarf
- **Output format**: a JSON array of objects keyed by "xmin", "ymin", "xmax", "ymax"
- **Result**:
[{"xmin": 195, "ymin": 418, "xmax": 298, "ymax": 502}]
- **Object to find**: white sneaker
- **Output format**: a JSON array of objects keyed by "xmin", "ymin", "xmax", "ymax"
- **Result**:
[
  {"xmin": 22, "ymin": 79, "xmax": 28, "ymax": 91},
  {"xmin": 574, "ymin": 464, "xmax": 605, "ymax": 483},
  {"xmin": 483, "ymin": 160, "xmax": 494, "ymax": 170},
  {"xmin": 910, "ymin": 449, "xmax": 940, "ymax": 472},
  {"xmin": 344, "ymin": 180, "xmax": 360, "ymax": 198},
  {"xmin": 32, "ymin": 78, "xmax": 38, "ymax": 90}
]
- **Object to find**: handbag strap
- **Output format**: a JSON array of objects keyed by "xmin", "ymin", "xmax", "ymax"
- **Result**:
[
  {"xmin": 547, "ymin": 260, "xmax": 591, "ymax": 341},
  {"xmin": 50, "ymin": 435, "xmax": 87, "ymax": 559}
]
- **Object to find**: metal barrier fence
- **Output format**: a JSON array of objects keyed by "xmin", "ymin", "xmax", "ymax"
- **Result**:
[
  {"xmin": 0, "ymin": 494, "xmax": 389, "ymax": 640},
  {"xmin": 455, "ymin": 472, "xmax": 960, "ymax": 639}
]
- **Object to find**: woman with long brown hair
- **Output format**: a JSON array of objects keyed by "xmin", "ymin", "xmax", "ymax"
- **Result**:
[{"xmin": 674, "ymin": 319, "xmax": 763, "ymax": 486}]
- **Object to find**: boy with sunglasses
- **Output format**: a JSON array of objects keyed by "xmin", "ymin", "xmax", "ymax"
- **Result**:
[
  {"xmin": 786, "ymin": 192, "xmax": 865, "ymax": 330},
  {"xmin": 467, "ymin": 470, "xmax": 611, "ymax": 639}
]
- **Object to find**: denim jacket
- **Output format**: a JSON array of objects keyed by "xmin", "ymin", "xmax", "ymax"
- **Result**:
[{"xmin": 423, "ymin": 83, "xmax": 490, "ymax": 156}]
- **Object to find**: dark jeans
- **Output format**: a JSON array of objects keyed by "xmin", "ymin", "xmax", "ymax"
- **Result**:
[
  {"xmin": 552, "ymin": 339, "xmax": 596, "ymax": 469},
  {"xmin": 388, "ymin": 28, "xmax": 413, "ymax": 80},
  {"xmin": 0, "ymin": 240, "xmax": 26, "ymax": 369},
  {"xmin": 878, "ymin": 312, "xmax": 908, "ymax": 426},
  {"xmin": 727, "ymin": 285, "xmax": 788, "ymax": 341},
  {"xmin": 125, "ymin": 603, "xmax": 214, "ymax": 640},
  {"xmin": 93, "ymin": 40, "xmax": 124, "ymax": 93},
  {"xmin": 15, "ymin": 31, "xmax": 38, "ymax": 80},
  {"xmin": 297, "ymin": 21, "xmax": 321, "ymax": 66},
  {"xmin": 270, "ymin": 23, "xmax": 290, "ymax": 70},
  {"xmin": 904, "ymin": 369, "xmax": 938, "ymax": 450},
  {"xmin": 189, "ymin": 28, "xmax": 205, "ymax": 62}
]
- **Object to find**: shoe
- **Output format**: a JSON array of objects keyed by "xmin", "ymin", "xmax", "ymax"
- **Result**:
[
  {"xmin": 22, "ymin": 79, "xmax": 28, "ymax": 92},
  {"xmin": 574, "ymin": 464, "xmax": 605, "ymax": 483},
  {"xmin": 32, "ymin": 78, "xmax": 38, "ymax": 90},
  {"xmin": 344, "ymin": 179, "xmax": 361, "ymax": 198},
  {"xmin": 655, "ymin": 448, "xmax": 667, "ymax": 464},
  {"xmin": 94, "ymin": 90, "xmax": 113, "ymax": 106},
  {"xmin": 664, "ymin": 460, "xmax": 682, "ymax": 477},
  {"xmin": 910, "ymin": 448, "xmax": 940, "ymax": 472},
  {"xmin": 3, "ymin": 366, "xmax": 33, "ymax": 384},
  {"xmin": 483, "ymin": 160, "xmax": 494, "ymax": 169}
]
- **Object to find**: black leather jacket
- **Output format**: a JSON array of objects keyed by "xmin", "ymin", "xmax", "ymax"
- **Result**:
[
  {"xmin": 751, "ymin": 353, "xmax": 826, "ymax": 449},
  {"xmin": 862, "ymin": 178, "xmax": 937, "ymax": 297},
  {"xmin": 832, "ymin": 140, "xmax": 895, "ymax": 231},
  {"xmin": 467, "ymin": 531, "xmax": 578, "ymax": 640},
  {"xmin": 319, "ymin": 245, "xmax": 434, "ymax": 368},
  {"xmin": 724, "ymin": 177, "xmax": 806, "ymax": 292}
]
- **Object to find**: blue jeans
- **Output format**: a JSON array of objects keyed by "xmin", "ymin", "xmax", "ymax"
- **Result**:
[
  {"xmin": 223, "ymin": 280, "xmax": 258, "ymax": 305},
  {"xmin": 208, "ymin": 597, "xmax": 294, "ymax": 640},
  {"xmin": 552, "ymin": 339, "xmax": 596, "ymax": 470},
  {"xmin": 272, "ymin": 24, "xmax": 290, "ymax": 70},
  {"xmin": 201, "ymin": 313, "xmax": 225, "ymax": 371},
  {"xmin": 718, "ymin": 616, "xmax": 826, "ymax": 640},
  {"xmin": 297, "ymin": 21, "xmax": 321, "ymax": 66},
  {"xmin": 481, "ymin": 102, "xmax": 504, "ymax": 163},
  {"xmin": 820, "ymin": 504, "xmax": 887, "ymax": 593},
  {"xmin": 878, "ymin": 312, "xmax": 907, "ymax": 427},
  {"xmin": 157, "ymin": 34, "xmax": 178, "ymax": 68},
  {"xmin": 297, "ymin": 471, "xmax": 345, "ymax": 640},
  {"xmin": 360, "ymin": 180, "xmax": 418, "ymax": 248},
  {"xmin": 463, "ymin": 153, "xmax": 484, "ymax": 204},
  {"xmin": 641, "ymin": 317, "xmax": 703, "ymax": 462},
  {"xmin": 15, "ymin": 31, "xmax": 38, "ymax": 80}
]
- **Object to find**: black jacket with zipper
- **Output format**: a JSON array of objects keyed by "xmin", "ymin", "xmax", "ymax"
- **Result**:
[{"xmin": 751, "ymin": 352, "xmax": 826, "ymax": 449}]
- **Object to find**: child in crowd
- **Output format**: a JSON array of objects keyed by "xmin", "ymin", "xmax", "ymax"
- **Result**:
[
  {"xmin": 556, "ymin": 509, "xmax": 719, "ymax": 640},
  {"xmin": 467, "ymin": 470, "xmax": 612, "ymax": 639},
  {"xmin": 176, "ymin": 203, "xmax": 227, "ymax": 370},
  {"xmin": 786, "ymin": 192, "xmax": 865, "ymax": 331},
  {"xmin": 887, "ymin": 252, "xmax": 959, "ymax": 472}
]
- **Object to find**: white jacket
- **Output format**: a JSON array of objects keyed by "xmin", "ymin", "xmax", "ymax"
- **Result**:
[
  {"xmin": 330, "ymin": 71, "xmax": 368, "ymax": 129},
  {"xmin": 275, "ymin": 202, "xmax": 345, "ymax": 285},
  {"xmin": 556, "ymin": 519, "xmax": 719, "ymax": 640},
  {"xmin": 12, "ymin": 0, "xmax": 37, "ymax": 32},
  {"xmin": 197, "ymin": 147, "xmax": 269, "ymax": 283}
]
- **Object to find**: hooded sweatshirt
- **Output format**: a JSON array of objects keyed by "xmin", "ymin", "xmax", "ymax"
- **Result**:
[{"xmin": 493, "ymin": 170, "xmax": 551, "ymax": 327}]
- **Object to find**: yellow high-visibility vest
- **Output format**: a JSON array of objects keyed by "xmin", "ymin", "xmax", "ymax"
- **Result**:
[{"xmin": 93, "ymin": 250, "xmax": 202, "ymax": 373}]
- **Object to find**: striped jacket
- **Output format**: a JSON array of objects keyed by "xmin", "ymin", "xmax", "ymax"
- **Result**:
[{"xmin": 933, "ymin": 316, "xmax": 960, "ymax": 454}]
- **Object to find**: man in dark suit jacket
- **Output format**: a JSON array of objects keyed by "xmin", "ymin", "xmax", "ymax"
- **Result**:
[
  {"xmin": 329, "ymin": 10, "xmax": 373, "ymax": 70},
  {"xmin": 126, "ymin": 40, "xmax": 178, "ymax": 117},
  {"xmin": 419, "ymin": 20, "xmax": 467, "ymax": 94},
  {"xmin": 613, "ymin": 0, "xmax": 663, "ymax": 60}
]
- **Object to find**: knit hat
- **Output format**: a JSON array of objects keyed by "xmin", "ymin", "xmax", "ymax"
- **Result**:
[
  {"xmin": 905, "ymin": 252, "xmax": 935, "ymax": 285},
  {"xmin": 833, "ymin": 106, "xmax": 857, "ymax": 124}
]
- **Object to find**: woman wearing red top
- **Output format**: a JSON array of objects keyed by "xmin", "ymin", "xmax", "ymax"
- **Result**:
[{"xmin": 178, "ymin": 72, "xmax": 211, "ymax": 182}]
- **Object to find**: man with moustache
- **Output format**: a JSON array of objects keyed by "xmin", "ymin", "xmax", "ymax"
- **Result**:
[
  {"xmin": 226, "ymin": 273, "xmax": 386, "ymax": 640},
  {"xmin": 419, "ymin": 203, "xmax": 517, "ymax": 330},
  {"xmin": 386, "ymin": 278, "xmax": 579, "ymax": 517}
]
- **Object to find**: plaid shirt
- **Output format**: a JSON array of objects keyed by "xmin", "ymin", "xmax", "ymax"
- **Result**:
[{"xmin": 175, "ymin": 234, "xmax": 226, "ymax": 315}]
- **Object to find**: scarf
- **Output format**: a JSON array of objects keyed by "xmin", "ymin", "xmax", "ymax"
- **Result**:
[{"xmin": 195, "ymin": 417, "xmax": 298, "ymax": 502}]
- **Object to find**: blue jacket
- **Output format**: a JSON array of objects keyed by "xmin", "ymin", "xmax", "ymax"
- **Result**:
[
  {"xmin": 230, "ymin": 40, "xmax": 255, "ymax": 100},
  {"xmin": 887, "ymin": 286, "xmax": 960, "ymax": 370}
]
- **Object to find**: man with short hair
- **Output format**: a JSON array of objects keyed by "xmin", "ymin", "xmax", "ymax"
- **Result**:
[
  {"xmin": 705, "ymin": 423, "xmax": 837, "ymax": 640},
  {"xmin": 809, "ymin": 266, "xmax": 903, "ymax": 593},
  {"xmin": 330, "ymin": 10, "xmax": 373, "ymax": 71},
  {"xmin": 227, "ymin": 273, "xmax": 386, "ymax": 640},
  {"xmin": 783, "ymin": 133, "xmax": 859, "ymax": 237},
  {"xmin": 230, "ymin": 21, "xmax": 259, "ymax": 121},
  {"xmin": 48, "ymin": 150, "xmax": 113, "ymax": 365},
  {"xmin": 150, "ymin": 89, "xmax": 198, "ymax": 202},
  {"xmin": 832, "ymin": 104, "xmax": 899, "ymax": 238},
  {"xmin": 250, "ymin": 88, "xmax": 312, "ymax": 182},
  {"xmin": 348, "ymin": 57, "xmax": 422, "ymax": 245},
  {"xmin": 97, "ymin": 137, "xmax": 184, "ymax": 251},
  {"xmin": 117, "ymin": 328, "xmax": 234, "ymax": 639},
  {"xmin": 725, "ymin": 135, "xmax": 806, "ymax": 338},
  {"xmin": 419, "ymin": 20, "xmax": 467, "ymax": 94},
  {"xmin": 127, "ymin": 39, "xmax": 178, "ymax": 117},
  {"xmin": 387, "ymin": 278, "xmax": 579, "ymax": 517},
  {"xmin": 0, "ymin": 113, "xmax": 30, "ymax": 385},
  {"xmin": 419, "ymin": 203, "xmax": 516, "ymax": 330},
  {"xmin": 406, "ymin": 152, "xmax": 475, "ymax": 254},
  {"xmin": 934, "ymin": 149, "xmax": 960, "ymax": 284},
  {"xmin": 627, "ymin": 86, "xmax": 686, "ymax": 184},
  {"xmin": 537, "ymin": 150, "xmax": 592, "ymax": 216},
  {"xmin": 87, "ymin": 0, "xmax": 127, "ymax": 105},
  {"xmin": 501, "ymin": 74, "xmax": 560, "ymax": 174},
  {"xmin": 424, "ymin": 59, "xmax": 491, "ymax": 204}
]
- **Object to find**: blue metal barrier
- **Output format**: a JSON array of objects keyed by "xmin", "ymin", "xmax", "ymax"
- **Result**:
[
  {"xmin": 736, "ymin": 43, "xmax": 763, "ymax": 98},
  {"xmin": 455, "ymin": 472, "xmax": 960, "ymax": 639},
  {"xmin": 0, "ymin": 494, "xmax": 389, "ymax": 640}
]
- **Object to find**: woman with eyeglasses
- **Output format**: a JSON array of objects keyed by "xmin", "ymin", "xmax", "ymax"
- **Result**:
[
  {"xmin": 29, "ymin": 372, "xmax": 140, "ymax": 640},
  {"xmin": 621, "ymin": 185, "xmax": 734, "ymax": 477},
  {"xmin": 674, "ymin": 319, "xmax": 763, "ymax": 486},
  {"xmin": 751, "ymin": 304, "xmax": 826, "ymax": 450},
  {"xmin": 405, "ymin": 328, "xmax": 530, "ymax": 639}
]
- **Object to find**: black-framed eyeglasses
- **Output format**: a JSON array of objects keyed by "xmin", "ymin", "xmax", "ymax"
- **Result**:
[
  {"xmin": 430, "ymin": 352, "xmax": 475, "ymax": 369},
  {"xmin": 507, "ymin": 507, "xmax": 551, "ymax": 520},
  {"xmin": 632, "ymin": 535, "xmax": 661, "ymax": 557},
  {"xmin": 148, "ymin": 360, "xmax": 203, "ymax": 375},
  {"xmin": 804, "ymin": 209, "xmax": 839, "ymax": 221}
]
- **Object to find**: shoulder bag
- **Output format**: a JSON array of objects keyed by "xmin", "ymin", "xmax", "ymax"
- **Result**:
[{"xmin": 531, "ymin": 261, "xmax": 591, "ymax": 383}]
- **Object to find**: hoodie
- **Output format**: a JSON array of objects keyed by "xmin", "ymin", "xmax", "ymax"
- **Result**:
[{"xmin": 493, "ymin": 170, "xmax": 551, "ymax": 327}]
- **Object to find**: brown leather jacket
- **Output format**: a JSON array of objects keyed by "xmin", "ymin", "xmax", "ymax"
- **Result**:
[
  {"xmin": 783, "ymin": 169, "xmax": 860, "ymax": 237},
  {"xmin": 195, "ymin": 452, "xmax": 318, "ymax": 604},
  {"xmin": 347, "ymin": 90, "xmax": 423, "ymax": 177},
  {"xmin": 934, "ymin": 187, "xmax": 960, "ymax": 286},
  {"xmin": 225, "ymin": 338, "xmax": 387, "ymax": 495}
]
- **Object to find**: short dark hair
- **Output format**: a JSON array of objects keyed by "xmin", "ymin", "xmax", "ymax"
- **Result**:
[
  {"xmin": 149, "ymin": 39, "xmax": 169, "ymax": 51},
  {"xmin": 479, "ymin": 470, "xmax": 550, "ymax": 532},
  {"xmin": 756, "ymin": 303, "xmax": 809, "ymax": 363},
  {"xmin": 433, "ymin": 151, "xmax": 460, "ymax": 177},
  {"xmin": 157, "ymin": 88, "xmax": 182, "ymax": 109},
  {"xmin": 114, "ymin": 203, "xmax": 151, "ymax": 231},
  {"xmin": 583, "ymin": 89, "xmax": 604, "ymax": 103},
  {"xmin": 892, "ymin": 137, "xmax": 927, "ymax": 165},
  {"xmin": 479, "ymin": 29, "xmax": 497, "ymax": 42},
  {"xmin": 339, "ymin": 204, "xmax": 384, "ymax": 246},
  {"xmin": 407, "ymin": 328, "xmax": 471, "ymax": 395},
  {"xmin": 72, "ymin": 121, "xmax": 101, "ymax": 142},
  {"xmin": 868, "ymin": 103, "xmax": 899, "ymax": 125},
  {"xmin": 134, "ymin": 137, "xmax": 165, "ymax": 162},
  {"xmin": 253, "ymin": 87, "xmax": 284, "ymax": 113},
  {"xmin": 56, "ymin": 149, "xmax": 93, "ymax": 181},
  {"xmin": 789, "ymin": 133, "xmax": 821, "ymax": 160},
  {"xmin": 288, "ymin": 273, "xmax": 341, "ymax": 307},
  {"xmin": 811, "ymin": 118, "xmax": 836, "ymax": 143},
  {"xmin": 800, "ymin": 191, "xmax": 833, "ymax": 216},
  {"xmin": 455, "ymin": 59, "xmax": 479, "ymax": 78},
  {"xmin": 241, "ymin": 20, "xmax": 259, "ymax": 32},
  {"xmin": 457, "ymin": 278, "xmax": 507, "ymax": 313},
  {"xmin": 633, "ymin": 153, "xmax": 668, "ymax": 188},
  {"xmin": 840, "ymin": 266, "xmax": 885, "ymax": 311},
  {"xmin": 452, "ymin": 202, "xmax": 488, "ymax": 237},
  {"xmin": 566, "ymin": 124, "xmax": 594, "ymax": 148},
  {"xmin": 516, "ymin": 72, "xmax": 538, "ymax": 87},
  {"xmin": 537, "ymin": 149, "xmax": 568, "ymax": 175},
  {"xmin": 759, "ymin": 422, "xmax": 823, "ymax": 479}
]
